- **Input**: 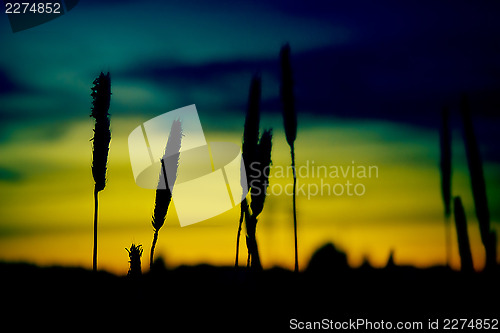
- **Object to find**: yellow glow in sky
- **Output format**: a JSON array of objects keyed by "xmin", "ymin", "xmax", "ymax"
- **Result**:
[{"xmin": 0, "ymin": 114, "xmax": 498, "ymax": 275}]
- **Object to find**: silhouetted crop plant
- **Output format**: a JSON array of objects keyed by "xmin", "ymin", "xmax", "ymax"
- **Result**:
[
  {"xmin": 150, "ymin": 119, "xmax": 182, "ymax": 269},
  {"xmin": 461, "ymin": 96, "xmax": 496, "ymax": 271},
  {"xmin": 126, "ymin": 243, "xmax": 143, "ymax": 278},
  {"xmin": 280, "ymin": 43, "xmax": 299, "ymax": 272},
  {"xmin": 439, "ymin": 107, "xmax": 452, "ymax": 266},
  {"xmin": 453, "ymin": 197, "xmax": 474, "ymax": 273},
  {"xmin": 245, "ymin": 129, "xmax": 273, "ymax": 270},
  {"xmin": 235, "ymin": 75, "xmax": 261, "ymax": 267},
  {"xmin": 90, "ymin": 72, "xmax": 111, "ymax": 272}
]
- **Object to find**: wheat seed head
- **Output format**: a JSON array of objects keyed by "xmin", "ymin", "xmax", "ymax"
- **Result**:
[
  {"xmin": 152, "ymin": 119, "xmax": 183, "ymax": 231},
  {"xmin": 90, "ymin": 72, "xmax": 111, "ymax": 192}
]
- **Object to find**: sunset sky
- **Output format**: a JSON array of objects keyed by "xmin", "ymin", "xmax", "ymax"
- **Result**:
[{"xmin": 0, "ymin": 0, "xmax": 499, "ymax": 275}]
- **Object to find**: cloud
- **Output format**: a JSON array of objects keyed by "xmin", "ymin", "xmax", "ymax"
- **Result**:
[
  {"xmin": 119, "ymin": 37, "xmax": 500, "ymax": 120},
  {"xmin": 0, "ymin": 167, "xmax": 22, "ymax": 182},
  {"xmin": 1, "ymin": 0, "xmax": 499, "ymax": 127},
  {"xmin": 0, "ymin": 69, "xmax": 22, "ymax": 95}
]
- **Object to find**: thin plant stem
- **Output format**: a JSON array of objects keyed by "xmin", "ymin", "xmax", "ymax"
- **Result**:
[
  {"xmin": 454, "ymin": 196, "xmax": 474, "ymax": 272},
  {"xmin": 245, "ymin": 212, "xmax": 262, "ymax": 271},
  {"xmin": 445, "ymin": 215, "xmax": 452, "ymax": 267},
  {"xmin": 93, "ymin": 187, "xmax": 98, "ymax": 271},
  {"xmin": 247, "ymin": 251, "xmax": 251, "ymax": 267},
  {"xmin": 235, "ymin": 198, "xmax": 248, "ymax": 267},
  {"xmin": 439, "ymin": 107, "xmax": 452, "ymax": 267},
  {"xmin": 150, "ymin": 229, "xmax": 159, "ymax": 269},
  {"xmin": 89, "ymin": 72, "xmax": 111, "ymax": 272},
  {"xmin": 291, "ymin": 145, "xmax": 298, "ymax": 272}
]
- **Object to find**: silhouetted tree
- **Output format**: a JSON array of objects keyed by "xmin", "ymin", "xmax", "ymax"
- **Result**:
[{"xmin": 306, "ymin": 243, "xmax": 348, "ymax": 276}]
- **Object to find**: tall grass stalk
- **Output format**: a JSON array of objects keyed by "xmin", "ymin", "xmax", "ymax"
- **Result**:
[
  {"xmin": 460, "ymin": 96, "xmax": 496, "ymax": 271},
  {"xmin": 90, "ymin": 72, "xmax": 111, "ymax": 272},
  {"xmin": 246, "ymin": 129, "xmax": 273, "ymax": 270},
  {"xmin": 453, "ymin": 197, "xmax": 474, "ymax": 273},
  {"xmin": 280, "ymin": 43, "xmax": 299, "ymax": 272},
  {"xmin": 150, "ymin": 120, "xmax": 182, "ymax": 269},
  {"xmin": 439, "ymin": 107, "xmax": 452, "ymax": 266},
  {"xmin": 235, "ymin": 75, "xmax": 261, "ymax": 267}
]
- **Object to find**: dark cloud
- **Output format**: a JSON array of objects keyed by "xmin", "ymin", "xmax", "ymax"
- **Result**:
[
  {"xmin": 3, "ymin": 0, "xmax": 500, "ymax": 128},
  {"xmin": 0, "ymin": 69, "xmax": 24, "ymax": 95},
  {"xmin": 119, "ymin": 36, "xmax": 500, "ymax": 126},
  {"xmin": 0, "ymin": 167, "xmax": 22, "ymax": 182}
]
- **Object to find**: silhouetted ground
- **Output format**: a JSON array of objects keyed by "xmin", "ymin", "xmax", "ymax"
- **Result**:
[{"xmin": 1, "ymin": 246, "xmax": 498, "ymax": 331}]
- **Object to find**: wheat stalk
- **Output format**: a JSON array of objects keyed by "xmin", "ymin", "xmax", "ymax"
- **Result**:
[
  {"xmin": 150, "ymin": 119, "xmax": 183, "ymax": 269},
  {"xmin": 439, "ymin": 107, "xmax": 452, "ymax": 266},
  {"xmin": 250, "ymin": 130, "xmax": 272, "ymax": 218},
  {"xmin": 246, "ymin": 129, "xmax": 273, "ymax": 270},
  {"xmin": 235, "ymin": 75, "xmax": 261, "ymax": 267},
  {"xmin": 460, "ymin": 95, "xmax": 496, "ymax": 271},
  {"xmin": 90, "ymin": 72, "xmax": 111, "ymax": 272},
  {"xmin": 453, "ymin": 197, "xmax": 474, "ymax": 273},
  {"xmin": 126, "ymin": 243, "xmax": 143, "ymax": 278},
  {"xmin": 280, "ymin": 43, "xmax": 299, "ymax": 272}
]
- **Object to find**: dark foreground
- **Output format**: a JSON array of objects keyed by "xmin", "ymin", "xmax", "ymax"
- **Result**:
[{"xmin": 1, "ymin": 248, "xmax": 499, "ymax": 331}]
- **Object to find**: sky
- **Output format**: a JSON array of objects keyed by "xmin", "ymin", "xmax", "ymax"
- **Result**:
[{"xmin": 0, "ymin": 0, "xmax": 499, "ymax": 274}]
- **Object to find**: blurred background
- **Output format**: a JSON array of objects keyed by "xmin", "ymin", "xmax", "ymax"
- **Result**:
[{"xmin": 0, "ymin": 0, "xmax": 499, "ymax": 274}]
